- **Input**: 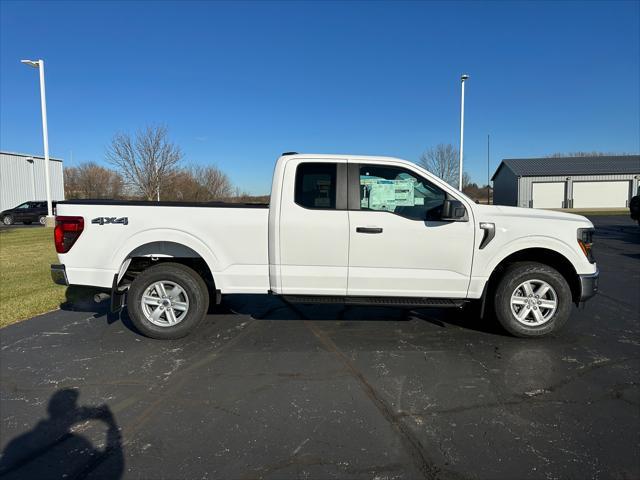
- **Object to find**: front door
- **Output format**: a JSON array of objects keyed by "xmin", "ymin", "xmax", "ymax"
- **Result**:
[
  {"xmin": 277, "ymin": 159, "xmax": 349, "ymax": 295},
  {"xmin": 347, "ymin": 163, "xmax": 475, "ymax": 298},
  {"xmin": 13, "ymin": 202, "xmax": 31, "ymax": 222}
]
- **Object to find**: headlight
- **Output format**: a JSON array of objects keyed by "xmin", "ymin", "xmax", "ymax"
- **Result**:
[{"xmin": 577, "ymin": 227, "xmax": 595, "ymax": 263}]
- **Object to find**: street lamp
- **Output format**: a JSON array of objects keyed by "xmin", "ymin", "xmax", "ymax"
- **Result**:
[
  {"xmin": 21, "ymin": 59, "xmax": 54, "ymax": 226},
  {"xmin": 459, "ymin": 74, "xmax": 469, "ymax": 191}
]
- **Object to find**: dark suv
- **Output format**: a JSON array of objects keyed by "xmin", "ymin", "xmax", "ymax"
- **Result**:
[
  {"xmin": 1, "ymin": 201, "xmax": 54, "ymax": 226},
  {"xmin": 630, "ymin": 195, "xmax": 639, "ymax": 226}
]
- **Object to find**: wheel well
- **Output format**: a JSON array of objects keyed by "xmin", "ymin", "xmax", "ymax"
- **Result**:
[
  {"xmin": 119, "ymin": 242, "xmax": 216, "ymax": 300},
  {"xmin": 485, "ymin": 248, "xmax": 581, "ymax": 304}
]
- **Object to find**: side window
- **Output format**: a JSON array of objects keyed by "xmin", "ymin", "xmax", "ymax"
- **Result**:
[
  {"xmin": 295, "ymin": 163, "xmax": 337, "ymax": 210},
  {"xmin": 17, "ymin": 203, "xmax": 30, "ymax": 209},
  {"xmin": 359, "ymin": 165, "xmax": 446, "ymax": 220}
]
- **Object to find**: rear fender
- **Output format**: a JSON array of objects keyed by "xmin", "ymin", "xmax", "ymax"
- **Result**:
[{"xmin": 112, "ymin": 229, "xmax": 220, "ymax": 280}]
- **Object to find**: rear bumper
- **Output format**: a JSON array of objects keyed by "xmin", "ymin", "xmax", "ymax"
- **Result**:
[
  {"xmin": 51, "ymin": 264, "xmax": 69, "ymax": 286},
  {"xmin": 578, "ymin": 268, "xmax": 599, "ymax": 302}
]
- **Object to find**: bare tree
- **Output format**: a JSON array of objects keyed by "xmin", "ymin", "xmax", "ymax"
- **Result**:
[
  {"xmin": 160, "ymin": 170, "xmax": 206, "ymax": 201},
  {"xmin": 106, "ymin": 125, "xmax": 183, "ymax": 200},
  {"xmin": 192, "ymin": 165, "xmax": 233, "ymax": 199},
  {"xmin": 462, "ymin": 171, "xmax": 471, "ymax": 189},
  {"xmin": 159, "ymin": 165, "xmax": 234, "ymax": 202},
  {"xmin": 64, "ymin": 162, "xmax": 124, "ymax": 199},
  {"xmin": 419, "ymin": 144, "xmax": 460, "ymax": 187}
]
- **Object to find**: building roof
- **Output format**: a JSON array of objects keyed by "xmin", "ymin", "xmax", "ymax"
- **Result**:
[
  {"xmin": 492, "ymin": 155, "xmax": 640, "ymax": 180},
  {"xmin": 0, "ymin": 151, "xmax": 63, "ymax": 162}
]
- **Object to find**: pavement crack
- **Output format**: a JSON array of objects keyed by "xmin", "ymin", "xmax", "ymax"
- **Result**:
[{"xmin": 303, "ymin": 320, "xmax": 445, "ymax": 480}]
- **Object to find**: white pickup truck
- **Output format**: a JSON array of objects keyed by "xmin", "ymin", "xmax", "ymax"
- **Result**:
[{"xmin": 51, "ymin": 153, "xmax": 598, "ymax": 339}]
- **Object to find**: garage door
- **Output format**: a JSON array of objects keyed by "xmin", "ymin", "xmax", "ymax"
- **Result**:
[
  {"xmin": 573, "ymin": 181, "xmax": 630, "ymax": 208},
  {"xmin": 532, "ymin": 182, "xmax": 565, "ymax": 208}
]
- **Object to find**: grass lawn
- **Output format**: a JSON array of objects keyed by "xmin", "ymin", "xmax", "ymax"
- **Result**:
[{"xmin": 0, "ymin": 228, "xmax": 67, "ymax": 327}]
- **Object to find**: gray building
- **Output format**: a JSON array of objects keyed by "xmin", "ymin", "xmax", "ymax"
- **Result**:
[
  {"xmin": 0, "ymin": 151, "xmax": 65, "ymax": 212},
  {"xmin": 491, "ymin": 155, "xmax": 640, "ymax": 209}
]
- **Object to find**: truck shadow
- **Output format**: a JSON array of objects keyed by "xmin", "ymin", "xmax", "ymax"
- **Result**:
[
  {"xmin": 59, "ymin": 288, "xmax": 508, "ymax": 337},
  {"xmin": 0, "ymin": 388, "xmax": 124, "ymax": 479},
  {"xmin": 222, "ymin": 294, "xmax": 509, "ymax": 336}
]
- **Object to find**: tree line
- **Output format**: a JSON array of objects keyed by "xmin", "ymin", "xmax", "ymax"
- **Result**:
[
  {"xmin": 64, "ymin": 125, "xmax": 266, "ymax": 203},
  {"xmin": 65, "ymin": 126, "xmax": 492, "ymax": 203}
]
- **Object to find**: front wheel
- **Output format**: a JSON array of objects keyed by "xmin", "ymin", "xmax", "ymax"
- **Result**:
[
  {"xmin": 127, "ymin": 263, "xmax": 210, "ymax": 339},
  {"xmin": 2, "ymin": 215, "xmax": 13, "ymax": 226},
  {"xmin": 493, "ymin": 262, "xmax": 572, "ymax": 338}
]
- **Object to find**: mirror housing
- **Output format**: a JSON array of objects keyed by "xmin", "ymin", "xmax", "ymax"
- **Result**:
[{"xmin": 441, "ymin": 198, "xmax": 467, "ymax": 221}]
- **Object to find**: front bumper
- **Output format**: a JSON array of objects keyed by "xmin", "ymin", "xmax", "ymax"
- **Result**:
[
  {"xmin": 51, "ymin": 264, "xmax": 69, "ymax": 286},
  {"xmin": 578, "ymin": 268, "xmax": 599, "ymax": 302}
]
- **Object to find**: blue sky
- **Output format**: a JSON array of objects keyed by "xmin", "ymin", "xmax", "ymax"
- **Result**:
[{"xmin": 1, "ymin": 1, "xmax": 638, "ymax": 194}]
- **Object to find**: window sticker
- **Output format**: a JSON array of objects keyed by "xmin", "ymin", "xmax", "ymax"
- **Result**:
[{"xmin": 360, "ymin": 176, "xmax": 416, "ymax": 211}]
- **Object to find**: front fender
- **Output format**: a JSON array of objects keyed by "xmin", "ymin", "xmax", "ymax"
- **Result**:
[{"xmin": 481, "ymin": 235, "xmax": 589, "ymax": 277}]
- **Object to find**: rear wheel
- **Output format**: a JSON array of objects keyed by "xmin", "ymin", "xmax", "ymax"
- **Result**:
[
  {"xmin": 39, "ymin": 216, "xmax": 46, "ymax": 225},
  {"xmin": 127, "ymin": 263, "xmax": 209, "ymax": 339},
  {"xmin": 493, "ymin": 262, "xmax": 571, "ymax": 338},
  {"xmin": 2, "ymin": 215, "xmax": 13, "ymax": 225}
]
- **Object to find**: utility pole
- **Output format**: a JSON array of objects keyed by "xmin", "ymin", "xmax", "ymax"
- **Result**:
[{"xmin": 487, "ymin": 134, "xmax": 491, "ymax": 204}]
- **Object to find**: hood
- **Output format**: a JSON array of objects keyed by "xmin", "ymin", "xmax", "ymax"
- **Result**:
[{"xmin": 474, "ymin": 204, "xmax": 593, "ymax": 227}]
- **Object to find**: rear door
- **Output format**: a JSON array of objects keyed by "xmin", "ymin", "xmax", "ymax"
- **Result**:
[
  {"xmin": 277, "ymin": 159, "xmax": 349, "ymax": 295},
  {"xmin": 347, "ymin": 162, "xmax": 475, "ymax": 298},
  {"xmin": 25, "ymin": 202, "xmax": 42, "ymax": 222}
]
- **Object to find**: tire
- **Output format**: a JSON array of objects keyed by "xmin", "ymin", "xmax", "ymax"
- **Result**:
[
  {"xmin": 2, "ymin": 215, "xmax": 13, "ymax": 226},
  {"xmin": 127, "ymin": 262, "xmax": 210, "ymax": 339},
  {"xmin": 39, "ymin": 216, "xmax": 46, "ymax": 225},
  {"xmin": 493, "ymin": 261, "xmax": 571, "ymax": 338}
]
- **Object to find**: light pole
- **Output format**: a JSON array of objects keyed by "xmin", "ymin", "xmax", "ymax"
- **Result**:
[
  {"xmin": 21, "ymin": 59, "xmax": 54, "ymax": 226},
  {"xmin": 459, "ymin": 74, "xmax": 469, "ymax": 191}
]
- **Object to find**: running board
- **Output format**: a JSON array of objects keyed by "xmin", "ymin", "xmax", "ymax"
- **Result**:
[{"xmin": 282, "ymin": 295, "xmax": 467, "ymax": 308}]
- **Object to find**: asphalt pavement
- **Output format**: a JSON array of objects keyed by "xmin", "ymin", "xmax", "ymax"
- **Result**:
[{"xmin": 0, "ymin": 215, "xmax": 638, "ymax": 480}]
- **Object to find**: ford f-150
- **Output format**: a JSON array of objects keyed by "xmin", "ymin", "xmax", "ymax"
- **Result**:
[{"xmin": 51, "ymin": 153, "xmax": 598, "ymax": 339}]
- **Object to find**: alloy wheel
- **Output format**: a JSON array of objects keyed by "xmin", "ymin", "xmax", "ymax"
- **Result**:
[
  {"xmin": 510, "ymin": 279, "xmax": 558, "ymax": 327},
  {"xmin": 140, "ymin": 280, "xmax": 190, "ymax": 327}
]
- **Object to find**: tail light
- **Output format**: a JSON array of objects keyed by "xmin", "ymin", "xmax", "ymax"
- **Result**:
[
  {"xmin": 54, "ymin": 216, "xmax": 84, "ymax": 253},
  {"xmin": 577, "ymin": 228, "xmax": 595, "ymax": 263}
]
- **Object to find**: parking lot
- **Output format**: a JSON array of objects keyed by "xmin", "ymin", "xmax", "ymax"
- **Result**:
[{"xmin": 0, "ymin": 215, "xmax": 638, "ymax": 479}]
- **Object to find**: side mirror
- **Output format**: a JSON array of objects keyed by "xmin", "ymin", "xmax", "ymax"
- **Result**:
[{"xmin": 441, "ymin": 198, "xmax": 467, "ymax": 221}]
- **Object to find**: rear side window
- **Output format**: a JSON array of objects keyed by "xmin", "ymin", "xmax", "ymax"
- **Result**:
[{"xmin": 294, "ymin": 163, "xmax": 337, "ymax": 210}]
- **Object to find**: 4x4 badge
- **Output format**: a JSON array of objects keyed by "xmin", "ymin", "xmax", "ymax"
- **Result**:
[{"xmin": 91, "ymin": 217, "xmax": 128, "ymax": 225}]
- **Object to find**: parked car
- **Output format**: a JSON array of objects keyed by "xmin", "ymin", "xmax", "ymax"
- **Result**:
[
  {"xmin": 630, "ymin": 195, "xmax": 639, "ymax": 225},
  {"xmin": 51, "ymin": 153, "xmax": 598, "ymax": 339},
  {"xmin": 1, "ymin": 201, "xmax": 56, "ymax": 225}
]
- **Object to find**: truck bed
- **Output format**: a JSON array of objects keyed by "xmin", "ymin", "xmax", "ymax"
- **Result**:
[{"xmin": 55, "ymin": 200, "xmax": 270, "ymax": 292}]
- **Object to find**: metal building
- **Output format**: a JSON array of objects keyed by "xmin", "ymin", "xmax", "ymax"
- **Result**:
[
  {"xmin": 491, "ymin": 155, "xmax": 640, "ymax": 209},
  {"xmin": 0, "ymin": 151, "xmax": 65, "ymax": 212}
]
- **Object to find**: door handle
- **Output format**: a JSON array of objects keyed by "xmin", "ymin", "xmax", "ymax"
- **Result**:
[{"xmin": 356, "ymin": 227, "xmax": 383, "ymax": 234}]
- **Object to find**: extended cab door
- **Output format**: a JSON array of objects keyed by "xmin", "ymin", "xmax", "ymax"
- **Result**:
[
  {"xmin": 347, "ymin": 162, "xmax": 475, "ymax": 298},
  {"xmin": 277, "ymin": 158, "xmax": 349, "ymax": 295}
]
